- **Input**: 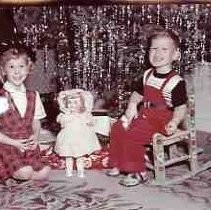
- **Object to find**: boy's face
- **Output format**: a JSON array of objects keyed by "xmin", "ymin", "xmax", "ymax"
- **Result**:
[
  {"xmin": 149, "ymin": 37, "xmax": 179, "ymax": 72},
  {"xmin": 3, "ymin": 57, "xmax": 30, "ymax": 87}
]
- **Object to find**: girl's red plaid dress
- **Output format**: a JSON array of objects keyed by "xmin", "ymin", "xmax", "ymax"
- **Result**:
[{"xmin": 0, "ymin": 89, "xmax": 46, "ymax": 180}]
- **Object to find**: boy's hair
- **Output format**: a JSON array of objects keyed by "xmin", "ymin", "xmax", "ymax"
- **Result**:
[{"xmin": 148, "ymin": 29, "xmax": 180, "ymax": 48}]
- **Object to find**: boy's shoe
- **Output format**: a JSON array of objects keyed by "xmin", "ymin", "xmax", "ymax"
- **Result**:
[
  {"xmin": 119, "ymin": 173, "xmax": 148, "ymax": 187},
  {"xmin": 138, "ymin": 172, "xmax": 149, "ymax": 183},
  {"xmin": 106, "ymin": 167, "xmax": 120, "ymax": 177}
]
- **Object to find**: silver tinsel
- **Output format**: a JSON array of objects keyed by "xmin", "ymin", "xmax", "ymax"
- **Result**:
[{"xmin": 13, "ymin": 3, "xmax": 211, "ymax": 117}]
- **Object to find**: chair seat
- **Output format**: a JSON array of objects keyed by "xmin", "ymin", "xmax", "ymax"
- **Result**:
[{"xmin": 153, "ymin": 129, "xmax": 190, "ymax": 146}]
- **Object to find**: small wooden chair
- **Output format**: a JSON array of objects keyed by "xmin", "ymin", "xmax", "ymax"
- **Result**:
[
  {"xmin": 145, "ymin": 129, "xmax": 198, "ymax": 185},
  {"xmin": 145, "ymin": 93, "xmax": 211, "ymax": 185}
]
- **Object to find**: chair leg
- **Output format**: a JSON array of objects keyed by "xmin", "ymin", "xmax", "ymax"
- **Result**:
[
  {"xmin": 188, "ymin": 137, "xmax": 198, "ymax": 172},
  {"xmin": 153, "ymin": 134, "xmax": 166, "ymax": 185}
]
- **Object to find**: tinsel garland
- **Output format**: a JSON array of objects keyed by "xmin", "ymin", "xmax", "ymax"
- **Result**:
[{"xmin": 13, "ymin": 3, "xmax": 211, "ymax": 118}]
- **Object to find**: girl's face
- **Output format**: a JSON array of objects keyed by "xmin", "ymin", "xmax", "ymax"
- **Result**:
[
  {"xmin": 3, "ymin": 57, "xmax": 30, "ymax": 87},
  {"xmin": 149, "ymin": 37, "xmax": 179, "ymax": 72}
]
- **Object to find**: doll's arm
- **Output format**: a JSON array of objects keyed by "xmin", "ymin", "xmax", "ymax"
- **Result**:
[
  {"xmin": 84, "ymin": 112, "xmax": 95, "ymax": 127},
  {"xmin": 56, "ymin": 113, "xmax": 66, "ymax": 128},
  {"xmin": 165, "ymin": 104, "xmax": 187, "ymax": 135}
]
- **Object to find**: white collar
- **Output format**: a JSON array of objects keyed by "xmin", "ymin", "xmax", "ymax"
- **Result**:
[{"xmin": 3, "ymin": 81, "xmax": 26, "ymax": 93}]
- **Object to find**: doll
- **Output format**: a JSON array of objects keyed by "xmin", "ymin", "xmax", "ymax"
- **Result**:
[{"xmin": 54, "ymin": 89, "xmax": 101, "ymax": 178}]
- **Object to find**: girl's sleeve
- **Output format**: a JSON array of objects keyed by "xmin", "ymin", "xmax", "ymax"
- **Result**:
[{"xmin": 34, "ymin": 91, "xmax": 47, "ymax": 120}]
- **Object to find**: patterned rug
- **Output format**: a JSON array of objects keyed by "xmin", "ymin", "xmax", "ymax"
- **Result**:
[
  {"xmin": 0, "ymin": 130, "xmax": 211, "ymax": 210},
  {"xmin": 1, "ymin": 168, "xmax": 211, "ymax": 210},
  {"xmin": 0, "ymin": 173, "xmax": 145, "ymax": 210}
]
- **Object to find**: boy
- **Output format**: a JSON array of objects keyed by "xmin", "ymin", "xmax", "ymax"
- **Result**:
[{"xmin": 107, "ymin": 29, "xmax": 188, "ymax": 187}]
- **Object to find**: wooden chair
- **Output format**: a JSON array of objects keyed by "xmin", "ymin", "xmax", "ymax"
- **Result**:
[
  {"xmin": 145, "ymin": 93, "xmax": 211, "ymax": 185},
  {"xmin": 145, "ymin": 129, "xmax": 198, "ymax": 185}
]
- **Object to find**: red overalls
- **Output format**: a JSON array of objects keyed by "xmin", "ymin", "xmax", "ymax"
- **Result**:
[
  {"xmin": 0, "ymin": 89, "xmax": 45, "ymax": 180},
  {"xmin": 109, "ymin": 69, "xmax": 175, "ymax": 173}
]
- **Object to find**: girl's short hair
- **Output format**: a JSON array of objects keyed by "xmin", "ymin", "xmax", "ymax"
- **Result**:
[
  {"xmin": 0, "ymin": 46, "xmax": 36, "ymax": 69},
  {"xmin": 0, "ymin": 48, "xmax": 28, "ymax": 66},
  {"xmin": 148, "ymin": 29, "xmax": 180, "ymax": 48},
  {"xmin": 0, "ymin": 42, "xmax": 36, "ymax": 65}
]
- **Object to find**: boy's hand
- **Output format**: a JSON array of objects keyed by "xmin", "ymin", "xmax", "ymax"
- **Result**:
[
  {"xmin": 165, "ymin": 120, "xmax": 177, "ymax": 136},
  {"xmin": 120, "ymin": 115, "xmax": 130, "ymax": 130},
  {"xmin": 124, "ymin": 108, "xmax": 138, "ymax": 124}
]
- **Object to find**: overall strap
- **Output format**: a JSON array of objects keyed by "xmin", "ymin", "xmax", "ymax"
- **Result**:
[
  {"xmin": 144, "ymin": 68, "xmax": 154, "ymax": 85},
  {"xmin": 160, "ymin": 71, "xmax": 177, "ymax": 91}
]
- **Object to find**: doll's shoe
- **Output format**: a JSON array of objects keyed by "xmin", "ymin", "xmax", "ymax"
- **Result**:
[
  {"xmin": 106, "ymin": 167, "xmax": 120, "ymax": 177},
  {"xmin": 66, "ymin": 171, "xmax": 73, "ymax": 177},
  {"xmin": 77, "ymin": 170, "xmax": 85, "ymax": 178}
]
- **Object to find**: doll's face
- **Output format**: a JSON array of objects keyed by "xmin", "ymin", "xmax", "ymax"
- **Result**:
[
  {"xmin": 64, "ymin": 94, "xmax": 85, "ymax": 113},
  {"xmin": 66, "ymin": 96, "xmax": 81, "ymax": 108}
]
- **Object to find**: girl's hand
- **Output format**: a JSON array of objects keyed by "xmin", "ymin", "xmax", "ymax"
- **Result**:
[
  {"xmin": 26, "ymin": 135, "xmax": 38, "ymax": 150},
  {"xmin": 14, "ymin": 135, "xmax": 38, "ymax": 151},
  {"xmin": 165, "ymin": 120, "xmax": 177, "ymax": 136},
  {"xmin": 13, "ymin": 139, "xmax": 30, "ymax": 153}
]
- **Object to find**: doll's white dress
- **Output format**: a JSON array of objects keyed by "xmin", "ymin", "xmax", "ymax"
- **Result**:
[{"xmin": 54, "ymin": 90, "xmax": 101, "ymax": 157}]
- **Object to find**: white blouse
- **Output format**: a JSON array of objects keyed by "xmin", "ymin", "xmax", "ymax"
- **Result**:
[{"xmin": 3, "ymin": 81, "xmax": 46, "ymax": 120}]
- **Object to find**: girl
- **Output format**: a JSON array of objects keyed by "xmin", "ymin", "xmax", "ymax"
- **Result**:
[
  {"xmin": 55, "ymin": 89, "xmax": 101, "ymax": 178},
  {"xmin": 107, "ymin": 29, "xmax": 188, "ymax": 187},
  {"xmin": 0, "ymin": 46, "xmax": 50, "ymax": 183}
]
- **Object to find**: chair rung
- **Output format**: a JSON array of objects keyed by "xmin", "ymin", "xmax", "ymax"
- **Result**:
[
  {"xmin": 164, "ymin": 155, "xmax": 190, "ymax": 166},
  {"xmin": 196, "ymin": 147, "xmax": 203, "ymax": 154}
]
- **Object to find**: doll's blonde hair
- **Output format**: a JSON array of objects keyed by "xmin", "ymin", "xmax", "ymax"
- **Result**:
[{"xmin": 58, "ymin": 89, "xmax": 94, "ymax": 114}]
